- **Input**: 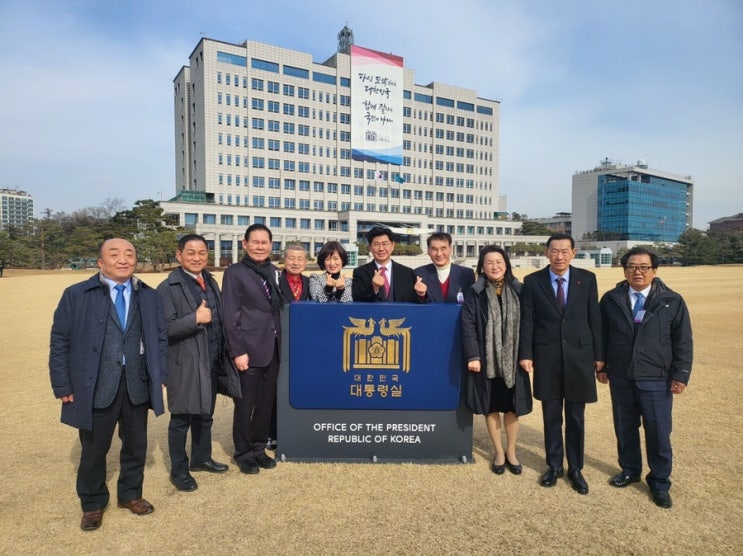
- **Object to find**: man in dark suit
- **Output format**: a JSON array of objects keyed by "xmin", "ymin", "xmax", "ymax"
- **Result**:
[
  {"xmin": 49, "ymin": 238, "xmax": 168, "ymax": 531},
  {"xmin": 157, "ymin": 234, "xmax": 229, "ymax": 493},
  {"xmin": 352, "ymin": 225, "xmax": 417, "ymax": 302},
  {"xmin": 598, "ymin": 247, "xmax": 692, "ymax": 509},
  {"xmin": 414, "ymin": 232, "xmax": 475, "ymax": 304},
  {"xmin": 518, "ymin": 233, "xmax": 604, "ymax": 495},
  {"xmin": 278, "ymin": 244, "xmax": 310, "ymax": 303},
  {"xmin": 222, "ymin": 224, "xmax": 282, "ymax": 475}
]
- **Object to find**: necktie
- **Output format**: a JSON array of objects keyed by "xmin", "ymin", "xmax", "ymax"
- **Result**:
[
  {"xmin": 261, "ymin": 278, "xmax": 272, "ymax": 300},
  {"xmin": 633, "ymin": 292, "xmax": 645, "ymax": 319},
  {"xmin": 556, "ymin": 277, "xmax": 565, "ymax": 311},
  {"xmin": 114, "ymin": 284, "xmax": 127, "ymax": 328},
  {"xmin": 379, "ymin": 266, "xmax": 390, "ymax": 299},
  {"xmin": 196, "ymin": 275, "xmax": 206, "ymax": 291}
]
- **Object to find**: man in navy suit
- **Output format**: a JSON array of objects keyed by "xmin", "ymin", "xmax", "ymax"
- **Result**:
[
  {"xmin": 352, "ymin": 226, "xmax": 417, "ymax": 302},
  {"xmin": 414, "ymin": 232, "xmax": 475, "ymax": 304},
  {"xmin": 222, "ymin": 224, "xmax": 283, "ymax": 475},
  {"xmin": 519, "ymin": 233, "xmax": 604, "ymax": 495},
  {"xmin": 49, "ymin": 238, "xmax": 168, "ymax": 530}
]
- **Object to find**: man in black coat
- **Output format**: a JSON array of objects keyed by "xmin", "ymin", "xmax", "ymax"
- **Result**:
[
  {"xmin": 414, "ymin": 232, "xmax": 475, "ymax": 304},
  {"xmin": 222, "ymin": 224, "xmax": 282, "ymax": 475},
  {"xmin": 519, "ymin": 234, "xmax": 604, "ymax": 495},
  {"xmin": 598, "ymin": 247, "xmax": 692, "ymax": 509},
  {"xmin": 157, "ymin": 234, "xmax": 229, "ymax": 493},
  {"xmin": 352, "ymin": 225, "xmax": 418, "ymax": 302}
]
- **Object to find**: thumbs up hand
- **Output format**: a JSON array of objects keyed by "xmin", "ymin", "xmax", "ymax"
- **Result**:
[{"xmin": 196, "ymin": 299, "xmax": 212, "ymax": 324}]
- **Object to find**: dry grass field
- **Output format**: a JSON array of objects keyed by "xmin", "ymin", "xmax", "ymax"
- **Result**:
[{"xmin": 0, "ymin": 265, "xmax": 741, "ymax": 555}]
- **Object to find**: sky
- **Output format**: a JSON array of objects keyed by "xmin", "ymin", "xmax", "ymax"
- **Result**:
[{"xmin": 1, "ymin": 0, "xmax": 741, "ymax": 229}]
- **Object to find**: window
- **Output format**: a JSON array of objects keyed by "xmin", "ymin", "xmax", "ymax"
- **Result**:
[
  {"xmin": 283, "ymin": 103, "xmax": 295, "ymax": 115},
  {"xmin": 283, "ymin": 141, "xmax": 295, "ymax": 153},
  {"xmin": 314, "ymin": 219, "xmax": 325, "ymax": 230},
  {"xmin": 298, "ymin": 87, "xmax": 310, "ymax": 99},
  {"xmin": 251, "ymin": 78, "xmax": 263, "ymax": 90},
  {"xmin": 203, "ymin": 214, "xmax": 216, "ymax": 225},
  {"xmin": 283, "ymin": 160, "xmax": 295, "ymax": 171},
  {"xmin": 252, "ymin": 157, "xmax": 264, "ymax": 168},
  {"xmin": 268, "ymin": 158, "xmax": 280, "ymax": 170},
  {"xmin": 284, "ymin": 122, "xmax": 295, "ymax": 134},
  {"xmin": 283, "ymin": 84, "xmax": 295, "ymax": 96},
  {"xmin": 251, "ymin": 118, "xmax": 264, "ymax": 130},
  {"xmin": 252, "ymin": 98, "xmax": 264, "ymax": 110},
  {"xmin": 268, "ymin": 120, "xmax": 280, "ymax": 132}
]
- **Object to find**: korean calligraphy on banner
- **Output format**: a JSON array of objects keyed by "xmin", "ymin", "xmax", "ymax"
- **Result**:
[{"xmin": 350, "ymin": 44, "xmax": 403, "ymax": 165}]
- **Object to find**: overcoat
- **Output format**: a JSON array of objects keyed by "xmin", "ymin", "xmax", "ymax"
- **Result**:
[
  {"xmin": 518, "ymin": 266, "xmax": 603, "ymax": 403},
  {"xmin": 49, "ymin": 273, "xmax": 168, "ymax": 431},
  {"xmin": 157, "ymin": 268, "xmax": 223, "ymax": 414},
  {"xmin": 461, "ymin": 276, "xmax": 532, "ymax": 416}
]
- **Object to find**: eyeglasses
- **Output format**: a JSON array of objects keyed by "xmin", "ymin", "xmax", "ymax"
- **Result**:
[
  {"xmin": 370, "ymin": 241, "xmax": 392, "ymax": 248},
  {"xmin": 625, "ymin": 265, "xmax": 653, "ymax": 273}
]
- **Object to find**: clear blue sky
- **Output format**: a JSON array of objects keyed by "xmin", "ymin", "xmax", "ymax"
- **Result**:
[{"xmin": 1, "ymin": 0, "xmax": 741, "ymax": 229}]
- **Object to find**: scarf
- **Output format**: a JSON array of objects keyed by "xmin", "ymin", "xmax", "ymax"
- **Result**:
[
  {"xmin": 242, "ymin": 255, "xmax": 283, "ymax": 312},
  {"xmin": 484, "ymin": 280, "xmax": 520, "ymax": 387}
]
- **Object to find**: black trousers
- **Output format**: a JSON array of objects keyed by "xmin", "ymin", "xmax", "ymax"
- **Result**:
[
  {"xmin": 233, "ymin": 344, "xmax": 279, "ymax": 461},
  {"xmin": 542, "ymin": 399, "xmax": 586, "ymax": 471},
  {"xmin": 168, "ymin": 365, "xmax": 219, "ymax": 476},
  {"xmin": 77, "ymin": 376, "xmax": 149, "ymax": 512},
  {"xmin": 609, "ymin": 374, "xmax": 673, "ymax": 492}
]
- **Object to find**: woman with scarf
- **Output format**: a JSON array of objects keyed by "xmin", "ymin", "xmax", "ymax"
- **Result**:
[{"xmin": 461, "ymin": 245, "xmax": 532, "ymax": 475}]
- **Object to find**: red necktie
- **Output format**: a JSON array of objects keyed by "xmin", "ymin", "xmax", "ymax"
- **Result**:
[
  {"xmin": 380, "ymin": 266, "xmax": 390, "ymax": 299},
  {"xmin": 196, "ymin": 275, "xmax": 206, "ymax": 291}
]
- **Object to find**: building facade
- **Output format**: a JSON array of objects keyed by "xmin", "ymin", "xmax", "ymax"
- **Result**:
[
  {"xmin": 572, "ymin": 159, "xmax": 693, "ymax": 246},
  {"xmin": 0, "ymin": 188, "xmax": 35, "ymax": 230},
  {"xmin": 709, "ymin": 213, "xmax": 743, "ymax": 232},
  {"xmin": 161, "ymin": 32, "xmax": 522, "ymax": 265}
]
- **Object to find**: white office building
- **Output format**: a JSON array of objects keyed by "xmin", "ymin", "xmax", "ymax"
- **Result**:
[
  {"xmin": 161, "ymin": 29, "xmax": 522, "ymax": 265},
  {"xmin": 0, "ymin": 188, "xmax": 35, "ymax": 230}
]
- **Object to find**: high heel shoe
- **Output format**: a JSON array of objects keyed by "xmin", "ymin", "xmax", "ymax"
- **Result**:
[{"xmin": 505, "ymin": 455, "xmax": 522, "ymax": 475}]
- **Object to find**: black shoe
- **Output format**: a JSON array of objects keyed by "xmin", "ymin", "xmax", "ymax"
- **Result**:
[
  {"xmin": 236, "ymin": 458, "xmax": 259, "ymax": 475},
  {"xmin": 255, "ymin": 453, "xmax": 277, "ymax": 469},
  {"xmin": 190, "ymin": 459, "xmax": 229, "ymax": 473},
  {"xmin": 170, "ymin": 473, "xmax": 198, "ymax": 492},
  {"xmin": 567, "ymin": 469, "xmax": 589, "ymax": 495},
  {"xmin": 610, "ymin": 472, "xmax": 641, "ymax": 488},
  {"xmin": 490, "ymin": 456, "xmax": 506, "ymax": 475},
  {"xmin": 540, "ymin": 466, "xmax": 563, "ymax": 487},
  {"xmin": 651, "ymin": 490, "xmax": 672, "ymax": 509},
  {"xmin": 505, "ymin": 455, "xmax": 523, "ymax": 475}
]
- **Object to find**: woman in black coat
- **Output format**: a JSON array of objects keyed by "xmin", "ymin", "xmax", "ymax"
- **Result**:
[{"xmin": 461, "ymin": 245, "xmax": 532, "ymax": 475}]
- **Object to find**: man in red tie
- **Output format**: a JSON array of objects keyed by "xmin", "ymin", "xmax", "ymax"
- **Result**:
[
  {"xmin": 278, "ymin": 245, "xmax": 310, "ymax": 302},
  {"xmin": 157, "ymin": 234, "xmax": 230, "ymax": 492},
  {"xmin": 352, "ymin": 225, "xmax": 417, "ymax": 302}
]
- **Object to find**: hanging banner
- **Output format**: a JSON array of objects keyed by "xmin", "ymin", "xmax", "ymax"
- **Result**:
[{"xmin": 350, "ymin": 45, "xmax": 403, "ymax": 165}]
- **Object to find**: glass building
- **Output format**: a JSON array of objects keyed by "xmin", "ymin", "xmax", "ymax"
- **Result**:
[{"xmin": 572, "ymin": 159, "xmax": 693, "ymax": 245}]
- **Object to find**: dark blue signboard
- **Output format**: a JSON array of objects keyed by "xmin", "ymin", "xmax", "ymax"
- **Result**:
[
  {"xmin": 289, "ymin": 302, "xmax": 462, "ymax": 410},
  {"xmin": 277, "ymin": 302, "xmax": 473, "ymax": 463}
]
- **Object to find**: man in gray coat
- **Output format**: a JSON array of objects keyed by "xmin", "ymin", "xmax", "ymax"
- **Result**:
[
  {"xmin": 157, "ymin": 234, "xmax": 229, "ymax": 492},
  {"xmin": 49, "ymin": 238, "xmax": 168, "ymax": 531}
]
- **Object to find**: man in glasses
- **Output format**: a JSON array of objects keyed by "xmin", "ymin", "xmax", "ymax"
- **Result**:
[
  {"xmin": 352, "ymin": 225, "xmax": 417, "ymax": 302},
  {"xmin": 598, "ymin": 246, "xmax": 693, "ymax": 509}
]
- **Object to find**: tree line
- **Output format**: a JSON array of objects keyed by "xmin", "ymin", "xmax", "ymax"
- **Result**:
[{"xmin": 0, "ymin": 199, "xmax": 183, "ymax": 272}]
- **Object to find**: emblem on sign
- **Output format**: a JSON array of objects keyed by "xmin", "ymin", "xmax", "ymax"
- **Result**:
[{"xmin": 342, "ymin": 317, "xmax": 411, "ymax": 373}]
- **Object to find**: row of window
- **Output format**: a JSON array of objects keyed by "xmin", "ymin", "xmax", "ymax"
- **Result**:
[{"xmin": 185, "ymin": 208, "xmax": 511, "ymax": 238}]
